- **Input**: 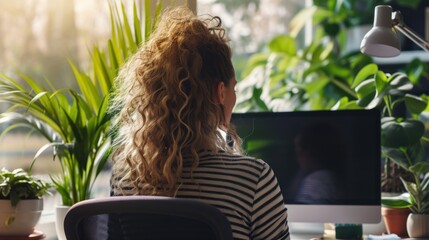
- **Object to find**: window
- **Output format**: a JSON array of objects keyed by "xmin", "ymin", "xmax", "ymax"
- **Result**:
[
  {"xmin": 0, "ymin": 0, "xmax": 134, "ymax": 176},
  {"xmin": 197, "ymin": 0, "xmax": 307, "ymax": 78}
]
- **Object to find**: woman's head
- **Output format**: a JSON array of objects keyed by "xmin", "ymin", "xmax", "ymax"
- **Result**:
[
  {"xmin": 151, "ymin": 8, "xmax": 237, "ymax": 125},
  {"xmin": 111, "ymin": 7, "xmax": 239, "ymax": 196}
]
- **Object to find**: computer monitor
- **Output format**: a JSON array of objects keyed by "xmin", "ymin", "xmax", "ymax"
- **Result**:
[{"xmin": 231, "ymin": 109, "xmax": 381, "ymax": 227}]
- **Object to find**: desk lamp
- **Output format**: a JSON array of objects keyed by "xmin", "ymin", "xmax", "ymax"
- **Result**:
[{"xmin": 360, "ymin": 5, "xmax": 429, "ymax": 57}]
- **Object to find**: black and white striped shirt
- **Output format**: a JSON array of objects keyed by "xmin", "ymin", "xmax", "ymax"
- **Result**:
[{"xmin": 111, "ymin": 150, "xmax": 290, "ymax": 240}]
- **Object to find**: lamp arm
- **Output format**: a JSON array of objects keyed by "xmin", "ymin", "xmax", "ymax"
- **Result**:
[{"xmin": 392, "ymin": 11, "xmax": 429, "ymax": 53}]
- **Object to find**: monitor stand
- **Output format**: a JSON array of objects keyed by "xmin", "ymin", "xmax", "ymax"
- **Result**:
[{"xmin": 289, "ymin": 222, "xmax": 325, "ymax": 240}]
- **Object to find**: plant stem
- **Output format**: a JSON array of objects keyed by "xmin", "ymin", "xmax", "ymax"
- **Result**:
[
  {"xmin": 329, "ymin": 77, "xmax": 358, "ymax": 98},
  {"xmin": 414, "ymin": 173, "xmax": 422, "ymax": 213},
  {"xmin": 384, "ymin": 95, "xmax": 393, "ymax": 117},
  {"xmin": 403, "ymin": 149, "xmax": 414, "ymax": 171}
]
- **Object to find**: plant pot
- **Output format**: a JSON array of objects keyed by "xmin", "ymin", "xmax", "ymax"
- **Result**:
[
  {"xmin": 381, "ymin": 206, "xmax": 410, "ymax": 238},
  {"xmin": 0, "ymin": 198, "xmax": 43, "ymax": 236},
  {"xmin": 406, "ymin": 213, "xmax": 429, "ymax": 238},
  {"xmin": 55, "ymin": 205, "xmax": 70, "ymax": 240}
]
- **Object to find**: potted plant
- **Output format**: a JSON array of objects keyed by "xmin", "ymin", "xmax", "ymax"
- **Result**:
[
  {"xmin": 381, "ymin": 192, "xmax": 413, "ymax": 236},
  {"xmin": 379, "ymin": 173, "xmax": 429, "ymax": 237},
  {"xmin": 0, "ymin": 1, "xmax": 161, "ymax": 206},
  {"xmin": 0, "ymin": 1, "xmax": 162, "ymax": 239},
  {"xmin": 0, "ymin": 168, "xmax": 51, "ymax": 236},
  {"xmin": 404, "ymin": 172, "xmax": 429, "ymax": 237}
]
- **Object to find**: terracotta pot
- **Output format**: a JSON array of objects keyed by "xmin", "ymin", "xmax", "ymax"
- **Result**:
[
  {"xmin": 407, "ymin": 213, "xmax": 429, "ymax": 238},
  {"xmin": 0, "ymin": 199, "xmax": 43, "ymax": 236},
  {"xmin": 381, "ymin": 206, "xmax": 410, "ymax": 238}
]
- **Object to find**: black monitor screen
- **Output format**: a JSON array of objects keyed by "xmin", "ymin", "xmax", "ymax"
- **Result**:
[{"xmin": 231, "ymin": 109, "xmax": 381, "ymax": 206}]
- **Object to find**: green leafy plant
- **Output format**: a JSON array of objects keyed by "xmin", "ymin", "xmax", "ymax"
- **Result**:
[
  {"xmin": 235, "ymin": 0, "xmax": 378, "ymax": 113},
  {"xmin": 0, "ymin": 168, "xmax": 51, "ymax": 207},
  {"xmin": 403, "ymin": 173, "xmax": 429, "ymax": 213},
  {"xmin": 236, "ymin": 0, "xmax": 427, "ymax": 113},
  {"xmin": 0, "ymin": 1, "xmax": 162, "ymax": 206},
  {"xmin": 0, "ymin": 168, "xmax": 52, "ymax": 226},
  {"xmin": 335, "ymin": 64, "xmax": 429, "ymax": 214},
  {"xmin": 235, "ymin": 34, "xmax": 373, "ymax": 112}
]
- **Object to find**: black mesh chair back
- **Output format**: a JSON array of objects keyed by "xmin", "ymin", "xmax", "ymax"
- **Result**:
[{"xmin": 63, "ymin": 195, "xmax": 234, "ymax": 240}]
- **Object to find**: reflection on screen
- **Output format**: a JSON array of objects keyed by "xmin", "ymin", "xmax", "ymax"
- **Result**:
[{"xmin": 231, "ymin": 110, "xmax": 381, "ymax": 206}]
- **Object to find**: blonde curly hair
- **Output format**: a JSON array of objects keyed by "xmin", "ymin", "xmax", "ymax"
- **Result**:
[{"xmin": 110, "ymin": 7, "xmax": 242, "ymax": 197}]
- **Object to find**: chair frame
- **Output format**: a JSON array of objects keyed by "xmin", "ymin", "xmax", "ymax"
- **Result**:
[{"xmin": 64, "ymin": 195, "xmax": 233, "ymax": 240}]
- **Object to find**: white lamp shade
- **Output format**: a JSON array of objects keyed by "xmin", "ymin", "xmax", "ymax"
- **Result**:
[{"xmin": 360, "ymin": 5, "xmax": 401, "ymax": 57}]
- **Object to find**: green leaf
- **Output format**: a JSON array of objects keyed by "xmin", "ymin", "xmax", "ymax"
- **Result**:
[
  {"xmin": 120, "ymin": 2, "xmax": 137, "ymax": 53},
  {"xmin": 381, "ymin": 118, "xmax": 425, "ymax": 148},
  {"xmin": 382, "ymin": 147, "xmax": 409, "ymax": 169},
  {"xmin": 352, "ymin": 64, "xmax": 378, "ymax": 88},
  {"xmin": 268, "ymin": 35, "xmax": 297, "ymax": 55},
  {"xmin": 304, "ymin": 76, "xmax": 329, "ymax": 95},
  {"xmin": 404, "ymin": 94, "xmax": 427, "ymax": 115},
  {"xmin": 331, "ymin": 97, "xmax": 362, "ymax": 110},
  {"xmin": 382, "ymin": 192, "xmax": 412, "ymax": 208},
  {"xmin": 242, "ymin": 54, "xmax": 269, "ymax": 78},
  {"xmin": 354, "ymin": 79, "xmax": 376, "ymax": 107},
  {"xmin": 382, "ymin": 198, "xmax": 412, "ymax": 208},
  {"xmin": 289, "ymin": 6, "xmax": 317, "ymax": 37},
  {"xmin": 69, "ymin": 61, "xmax": 100, "ymax": 112},
  {"xmin": 90, "ymin": 48, "xmax": 113, "ymax": 95},
  {"xmin": 409, "ymin": 162, "xmax": 429, "ymax": 177},
  {"xmin": 403, "ymin": 58, "xmax": 425, "ymax": 83},
  {"xmin": 387, "ymin": 72, "xmax": 413, "ymax": 95},
  {"xmin": 374, "ymin": 71, "xmax": 388, "ymax": 95},
  {"xmin": 133, "ymin": 2, "xmax": 142, "ymax": 46}
]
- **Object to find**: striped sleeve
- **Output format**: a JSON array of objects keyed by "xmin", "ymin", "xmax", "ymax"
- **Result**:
[{"xmin": 251, "ymin": 161, "xmax": 290, "ymax": 240}]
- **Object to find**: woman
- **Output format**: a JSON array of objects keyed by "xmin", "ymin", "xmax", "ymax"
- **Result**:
[{"xmin": 109, "ymin": 6, "xmax": 289, "ymax": 240}]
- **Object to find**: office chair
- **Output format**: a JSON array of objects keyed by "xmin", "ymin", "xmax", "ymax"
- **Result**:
[{"xmin": 63, "ymin": 195, "xmax": 234, "ymax": 240}]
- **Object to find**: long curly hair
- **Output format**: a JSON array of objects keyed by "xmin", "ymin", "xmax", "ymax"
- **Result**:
[{"xmin": 110, "ymin": 7, "xmax": 242, "ymax": 197}]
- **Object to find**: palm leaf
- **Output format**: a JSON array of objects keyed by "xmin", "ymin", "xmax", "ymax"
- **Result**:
[
  {"xmin": 133, "ymin": 2, "xmax": 142, "ymax": 45},
  {"xmin": 69, "ymin": 61, "xmax": 100, "ymax": 112},
  {"xmin": 0, "ymin": 112, "xmax": 61, "ymax": 142}
]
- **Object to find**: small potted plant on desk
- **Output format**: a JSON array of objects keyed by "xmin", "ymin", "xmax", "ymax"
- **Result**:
[
  {"xmin": 381, "ymin": 117, "xmax": 429, "ymax": 237},
  {"xmin": 334, "ymin": 63, "xmax": 429, "ymax": 237},
  {"xmin": 0, "ymin": 168, "xmax": 52, "ymax": 237}
]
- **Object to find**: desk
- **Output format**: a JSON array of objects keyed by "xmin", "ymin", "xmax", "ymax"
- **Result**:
[
  {"xmin": 290, "ymin": 223, "xmax": 429, "ymax": 240},
  {"xmin": 34, "ymin": 214, "xmax": 56, "ymax": 240},
  {"xmin": 301, "ymin": 228, "xmax": 429, "ymax": 240}
]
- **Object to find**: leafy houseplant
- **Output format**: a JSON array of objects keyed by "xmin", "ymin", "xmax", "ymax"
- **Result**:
[
  {"xmin": 235, "ymin": 0, "xmax": 427, "ymax": 114},
  {"xmin": 0, "ymin": 1, "xmax": 162, "ymax": 206},
  {"xmin": 0, "ymin": 168, "xmax": 51, "ymax": 235},
  {"xmin": 0, "ymin": 168, "xmax": 51, "ymax": 209},
  {"xmin": 334, "ymin": 64, "xmax": 429, "ymax": 212},
  {"xmin": 333, "ymin": 64, "xmax": 429, "ymax": 236},
  {"xmin": 235, "ymin": 0, "xmax": 378, "ymax": 113}
]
